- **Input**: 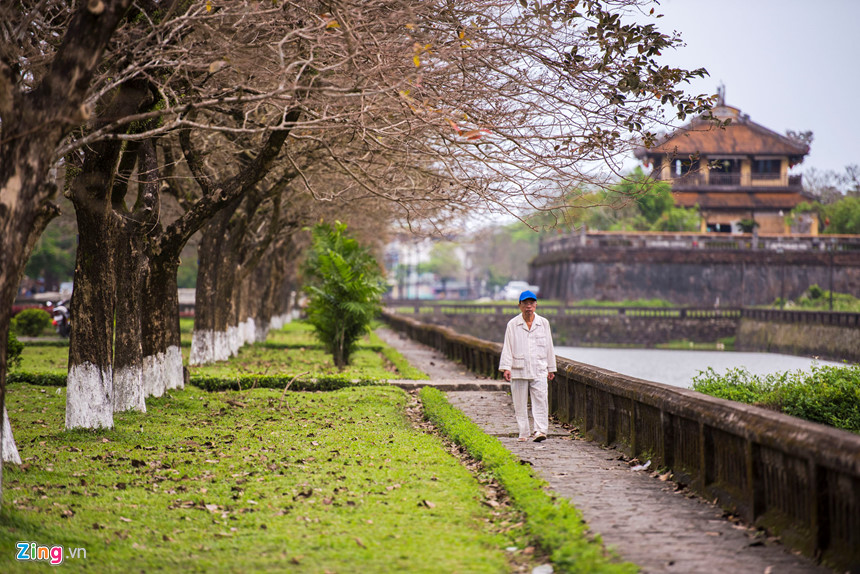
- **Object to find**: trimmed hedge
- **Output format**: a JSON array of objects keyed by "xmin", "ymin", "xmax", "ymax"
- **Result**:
[
  {"xmin": 7, "ymin": 372, "xmax": 68, "ymax": 386},
  {"xmin": 190, "ymin": 373, "xmax": 387, "ymax": 392},
  {"xmin": 419, "ymin": 387, "xmax": 637, "ymax": 574},
  {"xmin": 6, "ymin": 372, "xmax": 389, "ymax": 393}
]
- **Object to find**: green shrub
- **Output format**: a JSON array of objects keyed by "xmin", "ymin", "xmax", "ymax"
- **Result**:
[
  {"xmin": 13, "ymin": 308, "xmax": 52, "ymax": 337},
  {"xmin": 772, "ymin": 365, "xmax": 860, "ymax": 431},
  {"xmin": 807, "ymin": 284, "xmax": 824, "ymax": 300},
  {"xmin": 303, "ymin": 221, "xmax": 385, "ymax": 367},
  {"xmin": 6, "ymin": 371, "xmax": 68, "ymax": 386},
  {"xmin": 420, "ymin": 387, "xmax": 636, "ymax": 573},
  {"xmin": 7, "ymin": 330, "xmax": 24, "ymax": 369},
  {"xmin": 692, "ymin": 364, "xmax": 860, "ymax": 433}
]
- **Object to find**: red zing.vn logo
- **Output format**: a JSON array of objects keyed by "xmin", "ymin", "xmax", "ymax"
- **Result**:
[{"xmin": 16, "ymin": 542, "xmax": 87, "ymax": 565}]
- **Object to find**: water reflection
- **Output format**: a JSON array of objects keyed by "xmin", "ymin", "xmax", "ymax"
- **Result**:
[{"xmin": 554, "ymin": 347, "xmax": 848, "ymax": 389}]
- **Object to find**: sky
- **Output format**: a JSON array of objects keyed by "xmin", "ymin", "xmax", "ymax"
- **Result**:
[{"xmin": 647, "ymin": 0, "xmax": 860, "ymax": 175}]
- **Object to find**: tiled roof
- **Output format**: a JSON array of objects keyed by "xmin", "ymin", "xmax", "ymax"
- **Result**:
[
  {"xmin": 636, "ymin": 106, "xmax": 809, "ymax": 159},
  {"xmin": 673, "ymin": 191, "xmax": 806, "ymax": 210}
]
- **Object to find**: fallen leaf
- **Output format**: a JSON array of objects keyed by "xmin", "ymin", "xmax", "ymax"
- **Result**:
[
  {"xmin": 355, "ymin": 537, "xmax": 366, "ymax": 548},
  {"xmin": 419, "ymin": 500, "xmax": 436, "ymax": 509},
  {"xmin": 119, "ymin": 516, "xmax": 132, "ymax": 522}
]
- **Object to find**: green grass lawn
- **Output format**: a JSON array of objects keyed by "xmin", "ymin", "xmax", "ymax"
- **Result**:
[
  {"xmin": 11, "ymin": 321, "xmax": 427, "ymax": 382},
  {"xmin": 2, "ymin": 383, "xmax": 534, "ymax": 572},
  {"xmin": 2, "ymin": 320, "xmax": 534, "ymax": 572}
]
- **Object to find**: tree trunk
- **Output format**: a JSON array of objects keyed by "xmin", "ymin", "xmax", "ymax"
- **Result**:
[
  {"xmin": 141, "ymin": 256, "xmax": 184, "ymax": 397},
  {"xmin": 0, "ymin": 0, "xmax": 132, "ymax": 500},
  {"xmin": 190, "ymin": 211, "xmax": 230, "ymax": 365},
  {"xmin": 252, "ymin": 259, "xmax": 274, "ymax": 342},
  {"xmin": 66, "ymin": 191, "xmax": 117, "ymax": 429},
  {"xmin": 113, "ymin": 224, "xmax": 147, "ymax": 412}
]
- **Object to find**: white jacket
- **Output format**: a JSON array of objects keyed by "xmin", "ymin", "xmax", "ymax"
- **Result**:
[{"xmin": 498, "ymin": 313, "xmax": 557, "ymax": 380}]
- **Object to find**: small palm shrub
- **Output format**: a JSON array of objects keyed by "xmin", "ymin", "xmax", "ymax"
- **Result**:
[{"xmin": 303, "ymin": 221, "xmax": 384, "ymax": 368}]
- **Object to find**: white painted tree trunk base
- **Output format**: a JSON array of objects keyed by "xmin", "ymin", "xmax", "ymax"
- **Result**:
[
  {"xmin": 142, "ymin": 346, "xmax": 182, "ymax": 398},
  {"xmin": 227, "ymin": 325, "xmax": 241, "ymax": 357},
  {"xmin": 255, "ymin": 321, "xmax": 269, "ymax": 343},
  {"xmin": 240, "ymin": 318, "xmax": 255, "ymax": 348},
  {"xmin": 164, "ymin": 346, "xmax": 184, "ymax": 390},
  {"xmin": 2, "ymin": 406, "xmax": 22, "ymax": 464},
  {"xmin": 269, "ymin": 312, "xmax": 292, "ymax": 331},
  {"xmin": 113, "ymin": 365, "xmax": 146, "ymax": 413},
  {"xmin": 65, "ymin": 362, "xmax": 114, "ymax": 430},
  {"xmin": 189, "ymin": 329, "xmax": 214, "ymax": 366}
]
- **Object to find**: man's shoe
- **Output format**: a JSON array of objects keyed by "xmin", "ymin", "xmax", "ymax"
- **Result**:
[{"xmin": 533, "ymin": 433, "xmax": 547, "ymax": 442}]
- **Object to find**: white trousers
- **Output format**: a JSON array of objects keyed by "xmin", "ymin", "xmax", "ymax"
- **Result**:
[{"xmin": 511, "ymin": 377, "xmax": 548, "ymax": 439}]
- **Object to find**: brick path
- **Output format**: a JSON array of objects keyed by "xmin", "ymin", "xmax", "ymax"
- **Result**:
[{"xmin": 376, "ymin": 327, "xmax": 831, "ymax": 574}]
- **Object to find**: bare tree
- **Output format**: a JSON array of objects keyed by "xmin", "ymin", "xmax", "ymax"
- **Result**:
[
  {"xmin": 1, "ymin": 0, "xmax": 714, "ymax": 484},
  {"xmin": 0, "ymin": 0, "xmax": 134, "ymax": 497}
]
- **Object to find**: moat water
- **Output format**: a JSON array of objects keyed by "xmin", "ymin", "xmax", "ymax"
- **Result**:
[{"xmin": 554, "ymin": 347, "xmax": 848, "ymax": 389}]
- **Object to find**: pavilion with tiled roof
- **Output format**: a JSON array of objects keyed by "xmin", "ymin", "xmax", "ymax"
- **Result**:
[{"xmin": 635, "ymin": 93, "xmax": 812, "ymax": 234}]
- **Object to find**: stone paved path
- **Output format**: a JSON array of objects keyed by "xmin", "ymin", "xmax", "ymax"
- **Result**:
[{"xmin": 376, "ymin": 327, "xmax": 832, "ymax": 574}]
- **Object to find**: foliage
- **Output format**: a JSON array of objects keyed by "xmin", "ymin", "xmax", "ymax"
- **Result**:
[
  {"xmin": 780, "ymin": 285, "xmax": 860, "ymax": 312},
  {"xmin": 803, "ymin": 164, "xmax": 860, "ymax": 204},
  {"xmin": 648, "ymin": 206, "xmax": 702, "ymax": 232},
  {"xmin": 820, "ymin": 196, "xmax": 860, "ymax": 234},
  {"xmin": 23, "ymin": 223, "xmax": 76, "ymax": 289},
  {"xmin": 6, "ymin": 372, "xmax": 68, "ymax": 386},
  {"xmin": 425, "ymin": 241, "xmax": 465, "ymax": 296},
  {"xmin": 303, "ymin": 222, "xmax": 385, "ymax": 368},
  {"xmin": 736, "ymin": 218, "xmax": 758, "ymax": 233},
  {"xmin": 6, "ymin": 331, "xmax": 24, "ymax": 370},
  {"xmin": 469, "ymin": 222, "xmax": 542, "ymax": 293},
  {"xmin": 620, "ymin": 168, "xmax": 674, "ymax": 225},
  {"xmin": 176, "ymin": 256, "xmax": 198, "ymax": 289},
  {"xmin": 1, "ymin": 384, "xmax": 531, "ymax": 573},
  {"xmin": 532, "ymin": 168, "xmax": 700, "ymax": 234},
  {"xmin": 11, "ymin": 308, "xmax": 52, "ymax": 337},
  {"xmin": 420, "ymin": 387, "xmax": 636, "ymax": 573},
  {"xmin": 692, "ymin": 364, "xmax": 860, "ymax": 433}
]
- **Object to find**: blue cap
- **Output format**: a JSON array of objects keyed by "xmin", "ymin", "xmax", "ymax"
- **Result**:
[{"xmin": 519, "ymin": 290, "xmax": 537, "ymax": 302}]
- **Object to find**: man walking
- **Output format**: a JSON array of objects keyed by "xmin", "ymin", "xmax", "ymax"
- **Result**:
[{"xmin": 499, "ymin": 290, "xmax": 557, "ymax": 442}]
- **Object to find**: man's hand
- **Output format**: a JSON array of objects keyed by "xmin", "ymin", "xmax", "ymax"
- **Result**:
[
  {"xmin": 547, "ymin": 372, "xmax": 555, "ymax": 381},
  {"xmin": 503, "ymin": 370, "xmax": 511, "ymax": 382}
]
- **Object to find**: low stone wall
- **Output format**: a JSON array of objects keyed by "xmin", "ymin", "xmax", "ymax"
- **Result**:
[
  {"xmin": 382, "ymin": 310, "xmax": 860, "ymax": 572},
  {"xmin": 737, "ymin": 319, "xmax": 860, "ymax": 363},
  {"xmin": 529, "ymin": 244, "xmax": 860, "ymax": 307},
  {"xmin": 398, "ymin": 310, "xmax": 738, "ymax": 347}
]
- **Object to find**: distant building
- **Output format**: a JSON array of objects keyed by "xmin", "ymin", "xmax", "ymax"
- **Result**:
[{"xmin": 635, "ymin": 91, "xmax": 812, "ymax": 235}]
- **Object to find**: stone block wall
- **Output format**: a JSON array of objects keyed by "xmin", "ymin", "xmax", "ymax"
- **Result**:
[{"xmin": 529, "ymin": 247, "xmax": 860, "ymax": 307}]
